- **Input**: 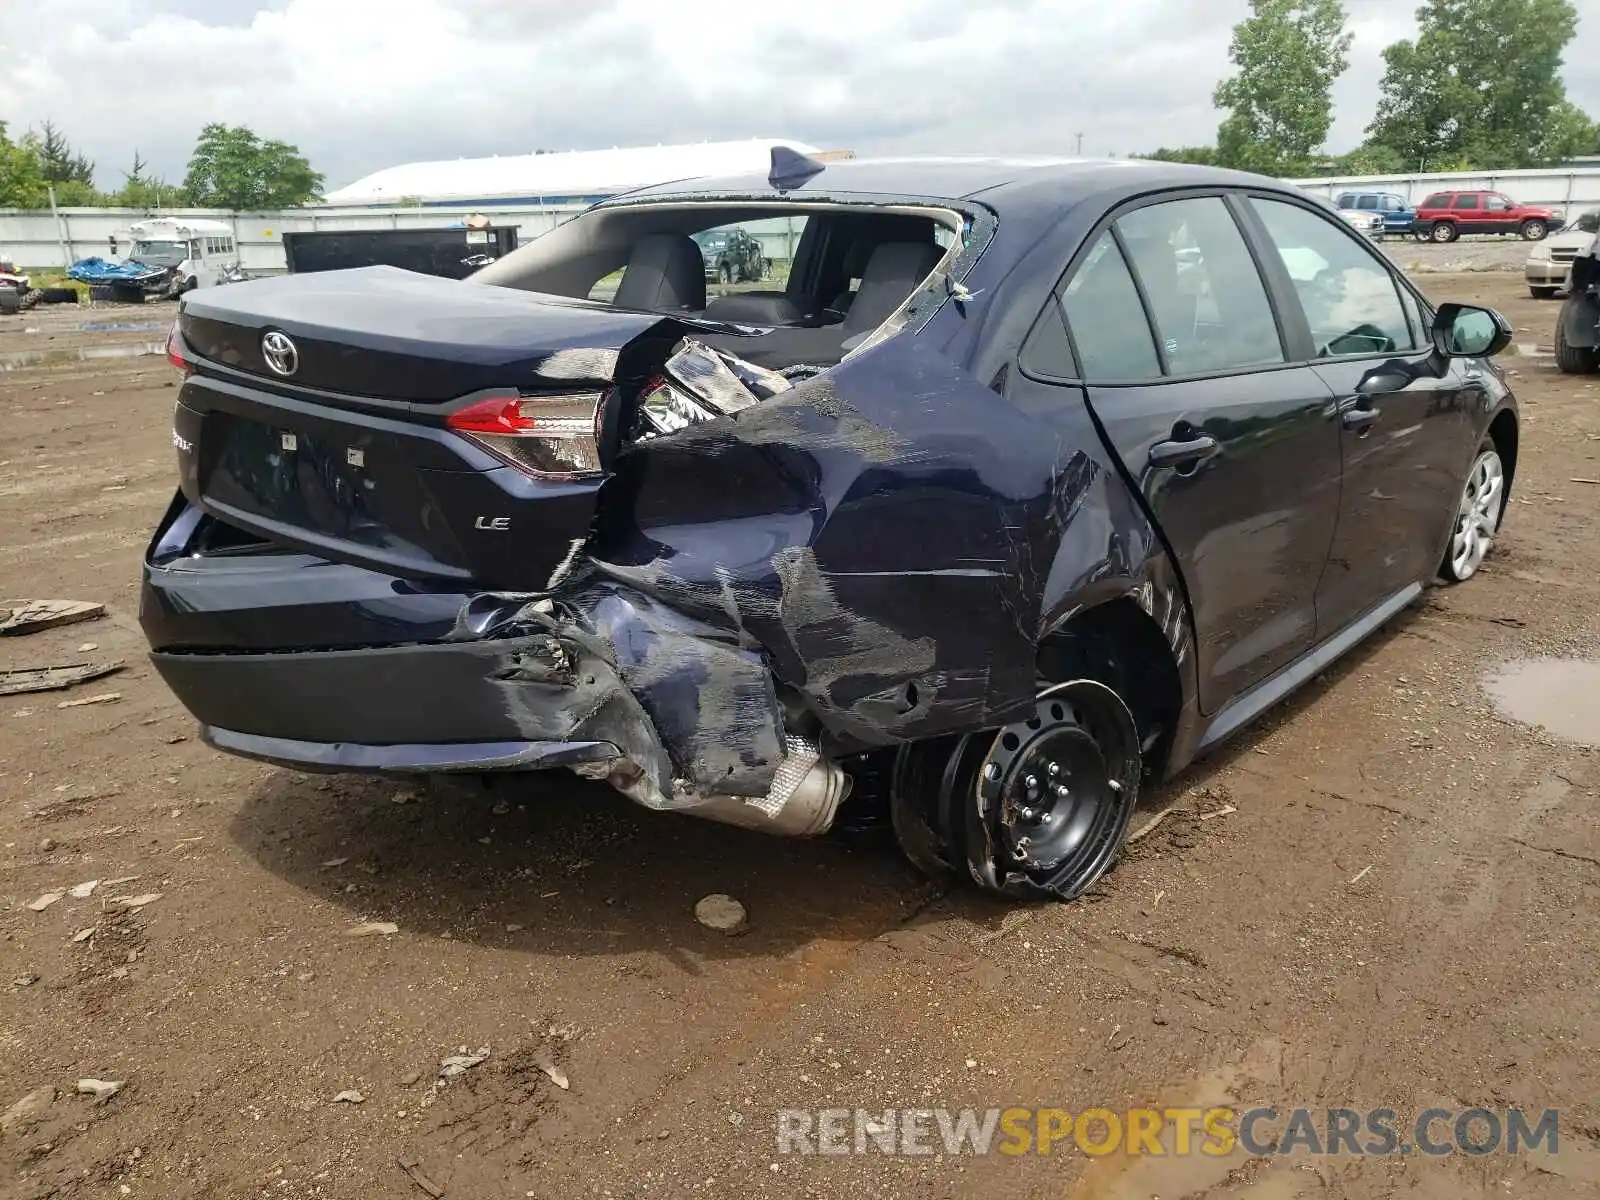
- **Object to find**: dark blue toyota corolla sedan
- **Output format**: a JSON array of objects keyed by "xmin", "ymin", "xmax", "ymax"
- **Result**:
[{"xmin": 142, "ymin": 151, "xmax": 1517, "ymax": 900}]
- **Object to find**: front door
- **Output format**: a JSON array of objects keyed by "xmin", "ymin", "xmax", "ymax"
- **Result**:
[
  {"xmin": 1245, "ymin": 195, "xmax": 1484, "ymax": 635},
  {"xmin": 1483, "ymin": 193, "xmax": 1518, "ymax": 235},
  {"xmin": 1040, "ymin": 194, "xmax": 1344, "ymax": 712}
]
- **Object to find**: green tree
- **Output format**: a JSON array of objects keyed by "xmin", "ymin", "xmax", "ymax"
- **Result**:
[
  {"xmin": 110, "ymin": 150, "xmax": 176, "ymax": 210},
  {"xmin": 182, "ymin": 123, "xmax": 323, "ymax": 210},
  {"xmin": 30, "ymin": 119, "xmax": 95, "ymax": 185},
  {"xmin": 1213, "ymin": 0, "xmax": 1354, "ymax": 176},
  {"xmin": 0, "ymin": 121, "xmax": 48, "ymax": 208},
  {"xmin": 1142, "ymin": 146, "xmax": 1221, "ymax": 165},
  {"xmin": 1367, "ymin": 0, "xmax": 1594, "ymax": 169}
]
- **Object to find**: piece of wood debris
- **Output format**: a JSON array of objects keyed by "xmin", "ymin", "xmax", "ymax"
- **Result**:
[
  {"xmin": 75, "ymin": 1078, "xmax": 124, "ymax": 1101},
  {"xmin": 1348, "ymin": 864, "xmax": 1374, "ymax": 886},
  {"xmin": 1199, "ymin": 804, "xmax": 1238, "ymax": 821},
  {"xmin": 57, "ymin": 692, "xmax": 121, "ymax": 709},
  {"xmin": 110, "ymin": 893, "xmax": 162, "ymax": 910},
  {"xmin": 534, "ymin": 1052, "xmax": 570, "ymax": 1090},
  {"xmin": 396, "ymin": 1153, "xmax": 445, "ymax": 1198},
  {"xmin": 1127, "ymin": 806, "xmax": 1177, "ymax": 844},
  {"xmin": 0, "ymin": 600, "xmax": 105, "ymax": 637},
  {"xmin": 71, "ymin": 927, "xmax": 96, "ymax": 943},
  {"xmin": 332, "ymin": 1090, "xmax": 365, "ymax": 1105},
  {"xmin": 69, "ymin": 880, "xmax": 99, "ymax": 899},
  {"xmin": 0, "ymin": 662, "xmax": 123, "ymax": 697},
  {"xmin": 1570, "ymin": 478, "xmax": 1600, "ymax": 486},
  {"xmin": 320, "ymin": 857, "xmax": 350, "ymax": 869},
  {"xmin": 439, "ymin": 1047, "xmax": 490, "ymax": 1079},
  {"xmin": 347, "ymin": 921, "xmax": 400, "ymax": 937},
  {"xmin": 26, "ymin": 890, "xmax": 65, "ymax": 912}
]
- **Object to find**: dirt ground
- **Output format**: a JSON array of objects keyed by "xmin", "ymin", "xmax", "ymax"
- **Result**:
[{"xmin": 0, "ymin": 270, "xmax": 1597, "ymax": 1200}]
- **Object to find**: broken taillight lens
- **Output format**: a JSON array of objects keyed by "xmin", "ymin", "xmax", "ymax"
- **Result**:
[
  {"xmin": 446, "ymin": 390, "xmax": 606, "ymax": 478},
  {"xmin": 165, "ymin": 321, "xmax": 192, "ymax": 375}
]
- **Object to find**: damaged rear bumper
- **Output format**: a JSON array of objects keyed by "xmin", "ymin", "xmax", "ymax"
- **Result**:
[
  {"xmin": 141, "ymin": 525, "xmax": 847, "ymax": 833},
  {"xmin": 149, "ymin": 634, "xmax": 643, "ymax": 771}
]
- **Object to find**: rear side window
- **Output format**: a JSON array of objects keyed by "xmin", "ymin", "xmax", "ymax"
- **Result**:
[
  {"xmin": 1252, "ymin": 198, "xmax": 1416, "ymax": 358},
  {"xmin": 1420, "ymin": 193, "xmax": 1449, "ymax": 209},
  {"xmin": 1453, "ymin": 194, "xmax": 1480, "ymax": 210},
  {"xmin": 1115, "ymin": 197, "xmax": 1283, "ymax": 375},
  {"xmin": 1056, "ymin": 234, "xmax": 1162, "ymax": 382}
]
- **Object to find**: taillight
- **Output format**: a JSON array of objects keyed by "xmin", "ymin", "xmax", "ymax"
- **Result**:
[
  {"xmin": 446, "ymin": 390, "xmax": 606, "ymax": 478},
  {"xmin": 166, "ymin": 321, "xmax": 192, "ymax": 375}
]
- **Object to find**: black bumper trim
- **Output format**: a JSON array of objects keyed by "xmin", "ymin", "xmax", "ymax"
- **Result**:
[{"xmin": 202, "ymin": 727, "xmax": 619, "ymax": 774}]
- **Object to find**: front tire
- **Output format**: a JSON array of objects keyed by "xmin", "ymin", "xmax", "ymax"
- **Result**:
[
  {"xmin": 1520, "ymin": 220, "xmax": 1548, "ymax": 241},
  {"xmin": 719, "ymin": 262, "xmax": 734, "ymax": 285},
  {"xmin": 1440, "ymin": 440, "xmax": 1505, "ymax": 583},
  {"xmin": 1530, "ymin": 286, "xmax": 1558, "ymax": 300}
]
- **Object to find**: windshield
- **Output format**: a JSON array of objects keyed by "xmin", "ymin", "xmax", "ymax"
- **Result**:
[
  {"xmin": 132, "ymin": 240, "xmax": 186, "ymax": 265},
  {"xmin": 1575, "ymin": 209, "xmax": 1600, "ymax": 235}
]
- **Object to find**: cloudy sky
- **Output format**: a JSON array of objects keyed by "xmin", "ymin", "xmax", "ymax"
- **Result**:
[{"xmin": 1, "ymin": 0, "xmax": 1596, "ymax": 192}]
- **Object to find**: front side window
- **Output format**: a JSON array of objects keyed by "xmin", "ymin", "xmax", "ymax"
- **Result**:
[
  {"xmin": 1485, "ymin": 194, "xmax": 1512, "ymax": 212},
  {"xmin": 1115, "ymin": 197, "xmax": 1283, "ymax": 375},
  {"xmin": 1453, "ymin": 194, "xmax": 1481, "ymax": 210},
  {"xmin": 1056, "ymin": 233, "xmax": 1162, "ymax": 382},
  {"xmin": 1381, "ymin": 195, "xmax": 1406, "ymax": 212},
  {"xmin": 1357, "ymin": 196, "xmax": 1377, "ymax": 210},
  {"xmin": 1252, "ymin": 197, "xmax": 1415, "ymax": 358}
]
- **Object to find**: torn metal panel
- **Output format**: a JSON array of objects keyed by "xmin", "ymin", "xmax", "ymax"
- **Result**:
[
  {"xmin": 588, "ymin": 335, "xmax": 1092, "ymax": 750},
  {"xmin": 572, "ymin": 582, "xmax": 785, "ymax": 797}
]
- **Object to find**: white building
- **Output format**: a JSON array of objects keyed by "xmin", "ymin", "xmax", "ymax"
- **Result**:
[{"xmin": 321, "ymin": 137, "xmax": 832, "ymax": 208}]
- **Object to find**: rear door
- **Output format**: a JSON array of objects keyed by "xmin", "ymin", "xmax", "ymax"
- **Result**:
[
  {"xmin": 1242, "ymin": 194, "xmax": 1480, "ymax": 633},
  {"xmin": 1452, "ymin": 192, "xmax": 1483, "ymax": 233},
  {"xmin": 1027, "ymin": 192, "xmax": 1343, "ymax": 712}
]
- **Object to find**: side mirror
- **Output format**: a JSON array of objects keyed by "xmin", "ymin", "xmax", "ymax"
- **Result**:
[{"xmin": 1432, "ymin": 302, "xmax": 1512, "ymax": 358}]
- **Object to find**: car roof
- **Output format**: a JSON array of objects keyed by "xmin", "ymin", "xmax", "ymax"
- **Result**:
[{"xmin": 607, "ymin": 155, "xmax": 1306, "ymax": 216}]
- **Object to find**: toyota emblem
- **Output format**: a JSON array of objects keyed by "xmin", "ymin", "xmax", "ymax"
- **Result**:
[{"xmin": 261, "ymin": 330, "xmax": 299, "ymax": 377}]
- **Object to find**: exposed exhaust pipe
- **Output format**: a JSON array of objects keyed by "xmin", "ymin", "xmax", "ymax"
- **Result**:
[{"xmin": 689, "ymin": 734, "xmax": 851, "ymax": 837}]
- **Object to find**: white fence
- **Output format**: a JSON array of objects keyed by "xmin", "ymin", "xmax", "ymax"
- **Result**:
[
  {"xmin": 1291, "ymin": 167, "xmax": 1600, "ymax": 215},
  {"xmin": 0, "ymin": 203, "xmax": 589, "ymax": 272},
  {"xmin": 6, "ymin": 165, "xmax": 1599, "ymax": 271}
]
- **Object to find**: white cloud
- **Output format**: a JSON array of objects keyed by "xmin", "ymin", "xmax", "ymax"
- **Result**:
[{"xmin": 0, "ymin": 0, "xmax": 1594, "ymax": 190}]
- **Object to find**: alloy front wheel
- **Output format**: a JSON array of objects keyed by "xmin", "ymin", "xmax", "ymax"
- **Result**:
[{"xmin": 1441, "ymin": 442, "xmax": 1504, "ymax": 582}]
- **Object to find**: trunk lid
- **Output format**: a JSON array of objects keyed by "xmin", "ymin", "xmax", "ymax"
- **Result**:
[
  {"xmin": 179, "ymin": 265, "xmax": 676, "ymax": 402},
  {"xmin": 171, "ymin": 267, "xmax": 712, "ymax": 589}
]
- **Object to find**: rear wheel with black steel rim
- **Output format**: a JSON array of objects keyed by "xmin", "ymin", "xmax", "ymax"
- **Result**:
[{"xmin": 890, "ymin": 680, "xmax": 1142, "ymax": 900}]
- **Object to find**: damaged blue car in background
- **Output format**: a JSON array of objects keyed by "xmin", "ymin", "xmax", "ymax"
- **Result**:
[{"xmin": 141, "ymin": 150, "xmax": 1518, "ymax": 900}]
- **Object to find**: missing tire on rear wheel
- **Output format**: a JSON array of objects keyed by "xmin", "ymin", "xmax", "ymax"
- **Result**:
[{"xmin": 890, "ymin": 679, "xmax": 1143, "ymax": 900}]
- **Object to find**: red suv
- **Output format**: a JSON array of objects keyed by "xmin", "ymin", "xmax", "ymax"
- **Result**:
[{"xmin": 1412, "ymin": 191, "xmax": 1559, "ymax": 243}]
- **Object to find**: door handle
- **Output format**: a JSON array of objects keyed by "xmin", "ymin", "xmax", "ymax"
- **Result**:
[
  {"xmin": 1342, "ymin": 404, "xmax": 1381, "ymax": 430},
  {"xmin": 1148, "ymin": 434, "xmax": 1219, "ymax": 469}
]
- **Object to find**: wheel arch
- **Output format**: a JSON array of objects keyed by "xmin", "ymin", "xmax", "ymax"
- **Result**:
[
  {"xmin": 1487, "ymin": 406, "xmax": 1518, "ymax": 499},
  {"xmin": 1037, "ymin": 593, "xmax": 1189, "ymax": 782}
]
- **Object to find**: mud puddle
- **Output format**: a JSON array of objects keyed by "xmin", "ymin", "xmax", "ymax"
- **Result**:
[{"xmin": 1484, "ymin": 658, "xmax": 1600, "ymax": 746}]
